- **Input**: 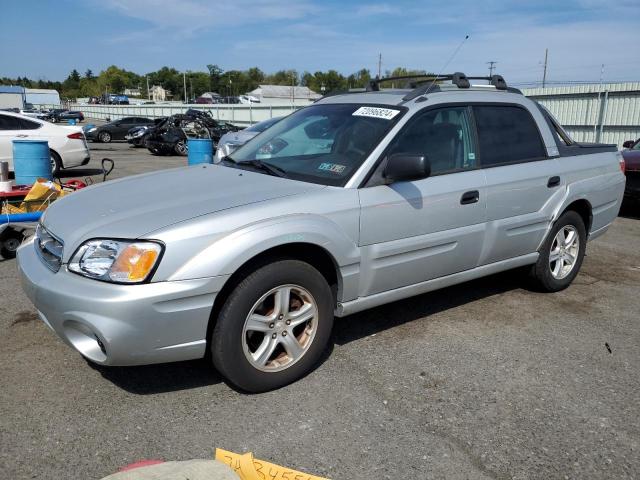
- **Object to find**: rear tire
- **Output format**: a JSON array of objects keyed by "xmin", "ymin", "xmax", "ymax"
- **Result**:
[
  {"xmin": 211, "ymin": 260, "xmax": 334, "ymax": 392},
  {"xmin": 529, "ymin": 210, "xmax": 586, "ymax": 292},
  {"xmin": 50, "ymin": 150, "xmax": 62, "ymax": 176},
  {"xmin": 174, "ymin": 140, "xmax": 187, "ymax": 156}
]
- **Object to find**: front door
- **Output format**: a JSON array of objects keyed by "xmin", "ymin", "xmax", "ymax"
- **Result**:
[{"xmin": 358, "ymin": 106, "xmax": 487, "ymax": 297}]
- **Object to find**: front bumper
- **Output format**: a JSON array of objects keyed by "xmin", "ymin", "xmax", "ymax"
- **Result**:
[{"xmin": 17, "ymin": 237, "xmax": 229, "ymax": 366}]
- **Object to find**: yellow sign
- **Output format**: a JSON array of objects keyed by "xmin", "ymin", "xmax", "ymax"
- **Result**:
[{"xmin": 215, "ymin": 448, "xmax": 330, "ymax": 480}]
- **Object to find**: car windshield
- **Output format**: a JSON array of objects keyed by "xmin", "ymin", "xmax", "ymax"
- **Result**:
[
  {"xmin": 226, "ymin": 104, "xmax": 404, "ymax": 186},
  {"xmin": 633, "ymin": 140, "xmax": 640, "ymax": 150}
]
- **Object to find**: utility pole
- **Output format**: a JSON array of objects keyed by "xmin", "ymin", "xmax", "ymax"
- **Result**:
[
  {"xmin": 377, "ymin": 53, "xmax": 382, "ymax": 79},
  {"xmin": 146, "ymin": 76, "xmax": 150, "ymax": 100},
  {"xmin": 542, "ymin": 48, "xmax": 548, "ymax": 88},
  {"xmin": 183, "ymin": 72, "xmax": 187, "ymax": 103},
  {"xmin": 487, "ymin": 61, "xmax": 497, "ymax": 77}
]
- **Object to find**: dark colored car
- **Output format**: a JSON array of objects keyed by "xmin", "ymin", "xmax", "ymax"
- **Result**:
[
  {"xmin": 125, "ymin": 119, "xmax": 164, "ymax": 147},
  {"xmin": 48, "ymin": 109, "xmax": 84, "ymax": 123},
  {"xmin": 85, "ymin": 117, "xmax": 155, "ymax": 143},
  {"xmin": 622, "ymin": 138, "xmax": 640, "ymax": 200},
  {"xmin": 145, "ymin": 109, "xmax": 240, "ymax": 156}
]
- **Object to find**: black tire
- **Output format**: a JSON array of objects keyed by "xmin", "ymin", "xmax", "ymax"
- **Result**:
[
  {"xmin": 99, "ymin": 131, "xmax": 112, "ymax": 143},
  {"xmin": 174, "ymin": 140, "xmax": 187, "ymax": 156},
  {"xmin": 0, "ymin": 229, "xmax": 24, "ymax": 259},
  {"xmin": 50, "ymin": 149, "xmax": 62, "ymax": 176},
  {"xmin": 529, "ymin": 210, "xmax": 586, "ymax": 292},
  {"xmin": 211, "ymin": 260, "xmax": 334, "ymax": 392}
]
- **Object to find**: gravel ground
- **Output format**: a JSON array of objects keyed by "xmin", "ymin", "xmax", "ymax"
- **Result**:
[{"xmin": 1, "ymin": 139, "xmax": 639, "ymax": 479}]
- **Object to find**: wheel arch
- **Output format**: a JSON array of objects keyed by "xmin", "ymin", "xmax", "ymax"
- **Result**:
[
  {"xmin": 561, "ymin": 198, "xmax": 593, "ymax": 234},
  {"xmin": 205, "ymin": 242, "xmax": 341, "ymax": 355}
]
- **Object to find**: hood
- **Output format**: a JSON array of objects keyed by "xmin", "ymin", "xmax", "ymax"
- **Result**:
[
  {"xmin": 622, "ymin": 149, "xmax": 640, "ymax": 172},
  {"xmin": 220, "ymin": 130, "xmax": 258, "ymax": 146},
  {"xmin": 43, "ymin": 164, "xmax": 325, "ymax": 259}
]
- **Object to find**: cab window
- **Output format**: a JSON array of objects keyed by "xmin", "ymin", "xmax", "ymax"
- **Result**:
[{"xmin": 386, "ymin": 106, "xmax": 477, "ymax": 175}]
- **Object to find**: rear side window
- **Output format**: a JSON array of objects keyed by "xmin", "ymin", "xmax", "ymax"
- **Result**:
[
  {"xmin": 20, "ymin": 118, "xmax": 41, "ymax": 130},
  {"xmin": 0, "ymin": 115, "xmax": 22, "ymax": 131},
  {"xmin": 474, "ymin": 105, "xmax": 546, "ymax": 166}
]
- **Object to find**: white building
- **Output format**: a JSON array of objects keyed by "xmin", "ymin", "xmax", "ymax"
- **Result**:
[
  {"xmin": 150, "ymin": 85, "xmax": 172, "ymax": 102},
  {"xmin": 247, "ymin": 85, "xmax": 320, "ymax": 106}
]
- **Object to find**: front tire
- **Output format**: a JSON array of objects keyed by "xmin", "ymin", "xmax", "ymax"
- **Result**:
[
  {"xmin": 99, "ymin": 131, "xmax": 112, "ymax": 143},
  {"xmin": 529, "ymin": 210, "xmax": 586, "ymax": 292},
  {"xmin": 174, "ymin": 140, "xmax": 187, "ymax": 156},
  {"xmin": 211, "ymin": 260, "xmax": 334, "ymax": 392},
  {"xmin": 0, "ymin": 229, "xmax": 24, "ymax": 259}
]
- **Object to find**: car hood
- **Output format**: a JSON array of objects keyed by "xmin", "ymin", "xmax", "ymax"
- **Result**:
[
  {"xmin": 42, "ymin": 164, "xmax": 325, "ymax": 260},
  {"xmin": 219, "ymin": 130, "xmax": 259, "ymax": 146},
  {"xmin": 623, "ymin": 150, "xmax": 640, "ymax": 172}
]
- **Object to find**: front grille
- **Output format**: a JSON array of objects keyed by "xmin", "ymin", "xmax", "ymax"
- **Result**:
[{"xmin": 35, "ymin": 224, "xmax": 63, "ymax": 272}]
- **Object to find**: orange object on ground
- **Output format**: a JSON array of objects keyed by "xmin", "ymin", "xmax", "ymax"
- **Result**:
[{"xmin": 215, "ymin": 448, "xmax": 330, "ymax": 480}]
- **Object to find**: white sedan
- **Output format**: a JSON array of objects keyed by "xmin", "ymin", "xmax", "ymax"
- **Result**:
[{"xmin": 0, "ymin": 110, "xmax": 90, "ymax": 175}]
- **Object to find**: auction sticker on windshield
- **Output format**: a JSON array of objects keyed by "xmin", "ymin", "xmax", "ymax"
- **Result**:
[{"xmin": 352, "ymin": 106, "xmax": 400, "ymax": 120}]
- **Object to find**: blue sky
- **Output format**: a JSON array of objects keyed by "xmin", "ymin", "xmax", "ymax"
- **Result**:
[{"xmin": 1, "ymin": 0, "xmax": 639, "ymax": 86}]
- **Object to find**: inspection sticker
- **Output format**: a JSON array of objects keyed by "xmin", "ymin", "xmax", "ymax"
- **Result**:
[
  {"xmin": 318, "ymin": 162, "xmax": 346, "ymax": 173},
  {"xmin": 352, "ymin": 106, "xmax": 400, "ymax": 120}
]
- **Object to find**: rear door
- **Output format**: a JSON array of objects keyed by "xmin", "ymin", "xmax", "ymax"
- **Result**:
[
  {"xmin": 358, "ymin": 106, "xmax": 487, "ymax": 297},
  {"xmin": 0, "ymin": 114, "xmax": 30, "ymax": 166},
  {"xmin": 474, "ymin": 104, "xmax": 562, "ymax": 265}
]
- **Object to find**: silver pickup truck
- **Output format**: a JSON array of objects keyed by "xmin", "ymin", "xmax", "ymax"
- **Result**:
[{"xmin": 17, "ymin": 73, "xmax": 626, "ymax": 392}]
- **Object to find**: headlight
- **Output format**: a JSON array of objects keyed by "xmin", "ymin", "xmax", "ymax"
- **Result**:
[
  {"xmin": 88, "ymin": 127, "xmax": 97, "ymax": 132},
  {"xmin": 132, "ymin": 130, "xmax": 145, "ymax": 137},
  {"xmin": 68, "ymin": 239, "xmax": 163, "ymax": 283}
]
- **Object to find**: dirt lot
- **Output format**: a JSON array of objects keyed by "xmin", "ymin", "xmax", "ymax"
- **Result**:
[{"xmin": 1, "ymin": 139, "xmax": 639, "ymax": 479}]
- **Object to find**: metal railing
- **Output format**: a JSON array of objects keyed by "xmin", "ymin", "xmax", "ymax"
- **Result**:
[{"xmin": 71, "ymin": 103, "xmax": 303, "ymax": 127}]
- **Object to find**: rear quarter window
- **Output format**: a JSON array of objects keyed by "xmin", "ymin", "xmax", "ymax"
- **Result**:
[{"xmin": 474, "ymin": 105, "xmax": 546, "ymax": 167}]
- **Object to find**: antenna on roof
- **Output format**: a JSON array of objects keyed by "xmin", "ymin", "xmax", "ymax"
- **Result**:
[{"xmin": 425, "ymin": 34, "xmax": 469, "ymax": 93}]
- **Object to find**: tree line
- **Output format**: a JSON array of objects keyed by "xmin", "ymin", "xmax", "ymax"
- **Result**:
[{"xmin": 1, "ymin": 65, "xmax": 429, "ymax": 101}]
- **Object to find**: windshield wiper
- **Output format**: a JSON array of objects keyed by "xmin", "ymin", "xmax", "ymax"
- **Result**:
[{"xmin": 237, "ymin": 159, "xmax": 287, "ymax": 178}]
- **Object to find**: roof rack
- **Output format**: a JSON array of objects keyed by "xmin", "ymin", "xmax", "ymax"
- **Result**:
[{"xmin": 317, "ymin": 71, "xmax": 519, "ymax": 102}]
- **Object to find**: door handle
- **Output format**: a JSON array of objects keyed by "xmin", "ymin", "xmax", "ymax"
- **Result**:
[
  {"xmin": 547, "ymin": 176, "xmax": 561, "ymax": 188},
  {"xmin": 460, "ymin": 190, "xmax": 479, "ymax": 205},
  {"xmin": 16, "ymin": 134, "xmax": 29, "ymax": 138}
]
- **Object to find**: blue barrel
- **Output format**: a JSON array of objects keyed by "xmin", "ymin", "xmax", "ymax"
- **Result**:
[
  {"xmin": 187, "ymin": 138, "xmax": 213, "ymax": 165},
  {"xmin": 68, "ymin": 119, "xmax": 76, "ymax": 125},
  {"xmin": 12, "ymin": 140, "xmax": 52, "ymax": 185}
]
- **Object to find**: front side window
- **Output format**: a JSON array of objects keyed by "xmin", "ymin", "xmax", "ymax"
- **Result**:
[
  {"xmin": 227, "ymin": 104, "xmax": 404, "ymax": 186},
  {"xmin": 474, "ymin": 105, "xmax": 546, "ymax": 166},
  {"xmin": 386, "ymin": 106, "xmax": 477, "ymax": 175}
]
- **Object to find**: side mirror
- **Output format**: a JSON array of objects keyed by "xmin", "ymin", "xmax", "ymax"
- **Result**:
[
  {"xmin": 622, "ymin": 140, "xmax": 635, "ymax": 149},
  {"xmin": 384, "ymin": 153, "xmax": 431, "ymax": 183}
]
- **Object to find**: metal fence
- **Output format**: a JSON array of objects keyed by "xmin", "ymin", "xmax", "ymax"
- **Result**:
[
  {"xmin": 522, "ymin": 82, "xmax": 640, "ymax": 148},
  {"xmin": 71, "ymin": 103, "xmax": 301, "ymax": 127},
  {"xmin": 73, "ymin": 82, "xmax": 640, "ymax": 147}
]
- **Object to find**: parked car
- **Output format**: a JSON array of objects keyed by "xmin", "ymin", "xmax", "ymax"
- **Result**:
[
  {"xmin": 85, "ymin": 117, "xmax": 155, "ymax": 143},
  {"xmin": 16, "ymin": 72, "xmax": 625, "ymax": 392},
  {"xmin": 48, "ymin": 109, "xmax": 84, "ymax": 123},
  {"xmin": 214, "ymin": 116, "xmax": 282, "ymax": 162},
  {"xmin": 145, "ymin": 109, "xmax": 239, "ymax": 156},
  {"xmin": 20, "ymin": 108, "xmax": 49, "ymax": 120},
  {"xmin": 0, "ymin": 110, "xmax": 90, "ymax": 175},
  {"xmin": 622, "ymin": 138, "xmax": 640, "ymax": 199}
]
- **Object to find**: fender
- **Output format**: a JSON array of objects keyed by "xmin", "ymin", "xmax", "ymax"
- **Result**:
[{"xmin": 166, "ymin": 214, "xmax": 362, "ymax": 301}]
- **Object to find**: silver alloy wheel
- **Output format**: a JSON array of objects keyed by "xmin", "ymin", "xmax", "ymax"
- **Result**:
[
  {"xmin": 549, "ymin": 225, "xmax": 580, "ymax": 280},
  {"xmin": 175, "ymin": 141, "xmax": 187, "ymax": 155},
  {"xmin": 242, "ymin": 284, "xmax": 318, "ymax": 372}
]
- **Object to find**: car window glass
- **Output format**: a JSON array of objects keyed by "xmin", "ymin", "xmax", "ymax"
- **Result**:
[
  {"xmin": 20, "ymin": 118, "xmax": 41, "ymax": 130},
  {"xmin": 386, "ymin": 106, "xmax": 477, "ymax": 175},
  {"xmin": 0, "ymin": 115, "xmax": 22, "ymax": 131},
  {"xmin": 474, "ymin": 105, "xmax": 546, "ymax": 166},
  {"xmin": 230, "ymin": 103, "xmax": 403, "ymax": 186}
]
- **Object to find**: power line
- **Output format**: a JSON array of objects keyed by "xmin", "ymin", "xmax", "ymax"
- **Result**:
[{"xmin": 487, "ymin": 61, "xmax": 497, "ymax": 77}]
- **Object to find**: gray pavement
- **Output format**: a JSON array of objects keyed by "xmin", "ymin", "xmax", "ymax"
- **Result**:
[{"xmin": 1, "ymin": 138, "xmax": 639, "ymax": 479}]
